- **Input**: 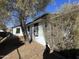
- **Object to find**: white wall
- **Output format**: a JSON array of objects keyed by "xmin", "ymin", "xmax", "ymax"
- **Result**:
[
  {"xmin": 12, "ymin": 23, "xmax": 46, "ymax": 46},
  {"xmin": 33, "ymin": 23, "xmax": 46, "ymax": 46},
  {"xmin": 12, "ymin": 26, "xmax": 23, "ymax": 36}
]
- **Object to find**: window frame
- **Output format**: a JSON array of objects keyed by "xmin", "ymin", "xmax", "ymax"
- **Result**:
[
  {"xmin": 16, "ymin": 28, "xmax": 20, "ymax": 34},
  {"xmin": 34, "ymin": 23, "xmax": 39, "ymax": 37}
]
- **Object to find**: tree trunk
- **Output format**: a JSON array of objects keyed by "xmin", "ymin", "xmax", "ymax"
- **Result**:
[{"xmin": 19, "ymin": 12, "xmax": 28, "ymax": 42}]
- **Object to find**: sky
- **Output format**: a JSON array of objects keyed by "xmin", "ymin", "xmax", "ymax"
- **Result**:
[
  {"xmin": 4, "ymin": 11, "xmax": 20, "ymax": 28},
  {"xmin": 45, "ymin": 0, "xmax": 79, "ymax": 13},
  {"xmin": 26, "ymin": 0, "xmax": 79, "ymax": 24},
  {"xmin": 5, "ymin": 0, "xmax": 79, "ymax": 28}
]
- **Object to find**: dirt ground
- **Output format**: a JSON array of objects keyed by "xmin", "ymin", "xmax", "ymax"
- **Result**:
[{"xmin": 3, "ymin": 41, "xmax": 45, "ymax": 59}]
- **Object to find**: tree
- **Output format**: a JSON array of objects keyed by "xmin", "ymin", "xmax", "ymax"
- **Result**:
[
  {"xmin": 58, "ymin": 3, "xmax": 79, "ymax": 14},
  {"xmin": 15, "ymin": 0, "xmax": 52, "ymax": 42},
  {"xmin": 54, "ymin": 4, "xmax": 79, "ymax": 50},
  {"xmin": 0, "ymin": 0, "xmax": 14, "ymax": 29},
  {"xmin": 0, "ymin": 0, "xmax": 52, "ymax": 42},
  {"xmin": 0, "ymin": 0, "xmax": 7, "ymax": 29},
  {"xmin": 0, "ymin": 22, "xmax": 6, "ymax": 29},
  {"xmin": 0, "ymin": 0, "xmax": 9, "ymax": 19}
]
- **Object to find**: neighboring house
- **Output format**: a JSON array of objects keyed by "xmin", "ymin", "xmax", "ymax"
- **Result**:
[
  {"xmin": 12, "ymin": 13, "xmax": 57, "ymax": 46},
  {"xmin": 27, "ymin": 18, "xmax": 46, "ymax": 46},
  {"xmin": 26, "ymin": 13, "xmax": 53, "ymax": 46},
  {"xmin": 11, "ymin": 13, "xmax": 58, "ymax": 47},
  {"xmin": 11, "ymin": 8, "xmax": 79, "ymax": 52},
  {"xmin": 12, "ymin": 26, "xmax": 23, "ymax": 37},
  {"xmin": 12, "ymin": 13, "xmax": 51, "ymax": 46}
]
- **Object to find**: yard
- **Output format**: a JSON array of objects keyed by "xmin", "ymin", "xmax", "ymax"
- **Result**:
[{"xmin": 3, "ymin": 41, "xmax": 44, "ymax": 59}]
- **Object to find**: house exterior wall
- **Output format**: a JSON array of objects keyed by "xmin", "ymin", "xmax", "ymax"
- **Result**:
[
  {"xmin": 26, "ymin": 12, "xmax": 79, "ymax": 51},
  {"xmin": 34, "ymin": 22, "xmax": 46, "ymax": 46},
  {"xmin": 27, "ymin": 22, "xmax": 46, "ymax": 46},
  {"xmin": 12, "ymin": 26, "xmax": 23, "ymax": 36}
]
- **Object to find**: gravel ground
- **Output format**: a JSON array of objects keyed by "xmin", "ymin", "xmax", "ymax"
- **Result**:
[{"xmin": 3, "ymin": 41, "xmax": 45, "ymax": 59}]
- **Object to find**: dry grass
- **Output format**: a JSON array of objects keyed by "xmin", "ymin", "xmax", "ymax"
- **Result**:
[{"xmin": 3, "ymin": 41, "xmax": 44, "ymax": 59}]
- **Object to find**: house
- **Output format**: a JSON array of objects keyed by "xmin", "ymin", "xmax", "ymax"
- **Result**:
[
  {"xmin": 11, "ymin": 13, "xmax": 52, "ymax": 46},
  {"xmin": 26, "ymin": 13, "xmax": 56, "ymax": 46},
  {"xmin": 12, "ymin": 25, "xmax": 23, "ymax": 37},
  {"xmin": 26, "ymin": 9, "xmax": 79, "ymax": 51},
  {"xmin": 11, "ymin": 13, "xmax": 59, "ymax": 47},
  {"xmin": 26, "ymin": 15, "xmax": 47, "ymax": 46},
  {"xmin": 11, "ymin": 7, "xmax": 79, "ymax": 52}
]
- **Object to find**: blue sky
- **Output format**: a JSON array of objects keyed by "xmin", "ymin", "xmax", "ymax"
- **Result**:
[
  {"xmin": 45, "ymin": 0, "xmax": 79, "ymax": 13},
  {"xmin": 4, "ymin": 11, "xmax": 20, "ymax": 28},
  {"xmin": 26, "ymin": 0, "xmax": 79, "ymax": 23},
  {"xmin": 5, "ymin": 0, "xmax": 79, "ymax": 28}
]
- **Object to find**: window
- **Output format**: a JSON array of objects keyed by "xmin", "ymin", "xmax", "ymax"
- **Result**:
[
  {"xmin": 34, "ymin": 23, "xmax": 39, "ymax": 36},
  {"xmin": 28, "ymin": 26, "xmax": 30, "ymax": 31},
  {"xmin": 16, "ymin": 28, "xmax": 20, "ymax": 33}
]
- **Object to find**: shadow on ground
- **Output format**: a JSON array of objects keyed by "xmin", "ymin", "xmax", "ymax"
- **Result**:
[
  {"xmin": 0, "ymin": 32, "xmax": 24, "ymax": 59},
  {"xmin": 43, "ymin": 45, "xmax": 79, "ymax": 59}
]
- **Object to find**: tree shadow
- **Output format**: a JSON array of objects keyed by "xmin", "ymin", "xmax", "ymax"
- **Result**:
[
  {"xmin": 43, "ymin": 45, "xmax": 79, "ymax": 59},
  {"xmin": 0, "ymin": 32, "xmax": 24, "ymax": 59},
  {"xmin": 58, "ymin": 49, "xmax": 79, "ymax": 59}
]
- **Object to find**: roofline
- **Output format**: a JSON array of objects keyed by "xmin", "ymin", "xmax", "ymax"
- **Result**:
[
  {"xmin": 12, "ymin": 8, "xmax": 79, "ymax": 28},
  {"xmin": 12, "ymin": 25, "xmax": 21, "ymax": 28},
  {"xmin": 27, "ymin": 8, "xmax": 79, "ymax": 26},
  {"xmin": 26, "ymin": 13, "xmax": 49, "ymax": 25},
  {"xmin": 12, "ymin": 13, "xmax": 49, "ymax": 28}
]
